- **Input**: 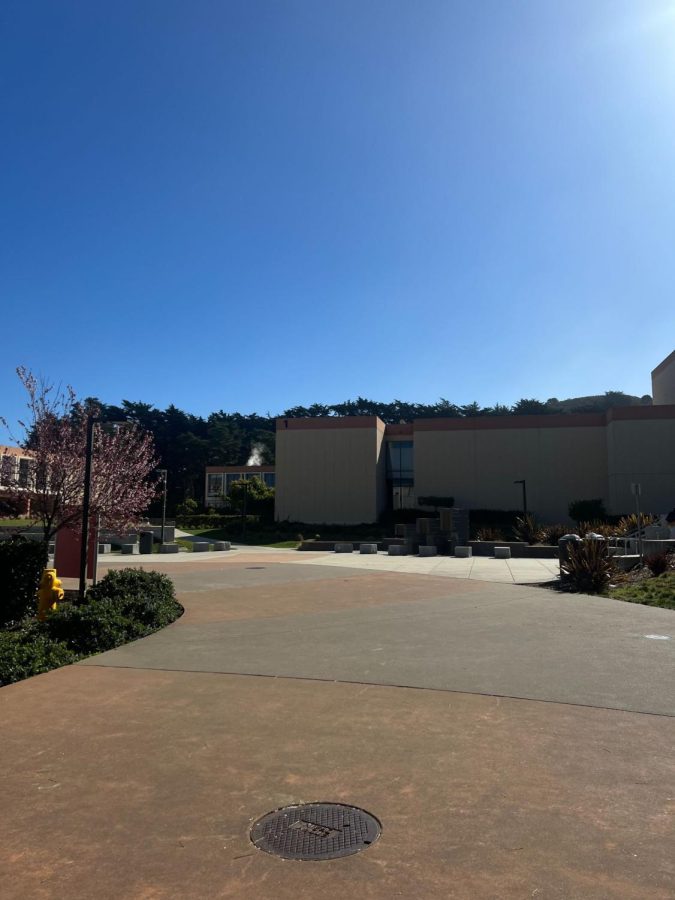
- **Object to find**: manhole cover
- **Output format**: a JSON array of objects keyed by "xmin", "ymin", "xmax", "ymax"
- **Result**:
[{"xmin": 250, "ymin": 803, "xmax": 381, "ymax": 860}]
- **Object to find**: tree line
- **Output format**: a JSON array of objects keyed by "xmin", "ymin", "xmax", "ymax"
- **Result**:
[{"xmin": 85, "ymin": 390, "xmax": 649, "ymax": 511}]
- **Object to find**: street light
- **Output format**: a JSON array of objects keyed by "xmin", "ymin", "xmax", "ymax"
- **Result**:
[
  {"xmin": 157, "ymin": 469, "xmax": 168, "ymax": 545},
  {"xmin": 514, "ymin": 479, "xmax": 527, "ymax": 518},
  {"xmin": 79, "ymin": 416, "xmax": 128, "ymax": 601}
]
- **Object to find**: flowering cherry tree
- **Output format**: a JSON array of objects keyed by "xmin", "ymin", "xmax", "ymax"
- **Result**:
[{"xmin": 1, "ymin": 367, "xmax": 158, "ymax": 553}]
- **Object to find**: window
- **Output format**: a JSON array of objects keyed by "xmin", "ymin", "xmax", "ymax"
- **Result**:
[
  {"xmin": 386, "ymin": 441, "xmax": 414, "ymax": 485},
  {"xmin": 206, "ymin": 473, "xmax": 224, "ymax": 497},
  {"xmin": 18, "ymin": 458, "xmax": 32, "ymax": 489},
  {"xmin": 263, "ymin": 472, "xmax": 275, "ymax": 488}
]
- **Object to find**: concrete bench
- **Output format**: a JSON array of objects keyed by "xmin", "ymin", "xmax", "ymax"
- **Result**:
[
  {"xmin": 359, "ymin": 543, "xmax": 378, "ymax": 554},
  {"xmin": 454, "ymin": 546, "xmax": 472, "ymax": 558},
  {"xmin": 494, "ymin": 546, "xmax": 511, "ymax": 559},
  {"xmin": 212, "ymin": 541, "xmax": 231, "ymax": 551},
  {"xmin": 159, "ymin": 543, "xmax": 179, "ymax": 554},
  {"xmin": 121, "ymin": 544, "xmax": 139, "ymax": 555},
  {"xmin": 192, "ymin": 543, "xmax": 209, "ymax": 552},
  {"xmin": 98, "ymin": 543, "xmax": 111, "ymax": 554},
  {"xmin": 419, "ymin": 545, "xmax": 438, "ymax": 557},
  {"xmin": 388, "ymin": 545, "xmax": 408, "ymax": 556},
  {"xmin": 334, "ymin": 543, "xmax": 354, "ymax": 553}
]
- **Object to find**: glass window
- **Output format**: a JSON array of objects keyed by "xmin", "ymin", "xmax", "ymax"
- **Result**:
[
  {"xmin": 207, "ymin": 473, "xmax": 224, "ymax": 497},
  {"xmin": 18, "ymin": 458, "xmax": 32, "ymax": 488},
  {"xmin": 263, "ymin": 472, "xmax": 275, "ymax": 487},
  {"xmin": 226, "ymin": 473, "xmax": 243, "ymax": 490},
  {"xmin": 386, "ymin": 441, "xmax": 414, "ymax": 485}
]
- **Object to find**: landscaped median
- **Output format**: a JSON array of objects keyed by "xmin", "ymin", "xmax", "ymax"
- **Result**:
[{"xmin": 0, "ymin": 568, "xmax": 183, "ymax": 687}]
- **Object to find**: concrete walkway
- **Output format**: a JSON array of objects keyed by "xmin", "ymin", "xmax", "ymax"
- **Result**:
[
  {"xmin": 98, "ymin": 544, "xmax": 560, "ymax": 585},
  {"xmin": 2, "ymin": 554, "xmax": 674, "ymax": 899}
]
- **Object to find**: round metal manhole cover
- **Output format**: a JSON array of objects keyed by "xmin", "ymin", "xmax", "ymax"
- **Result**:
[{"xmin": 250, "ymin": 803, "xmax": 381, "ymax": 861}]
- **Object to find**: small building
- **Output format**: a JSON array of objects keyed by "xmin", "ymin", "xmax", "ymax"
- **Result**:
[
  {"xmin": 205, "ymin": 465, "xmax": 275, "ymax": 509},
  {"xmin": 0, "ymin": 445, "xmax": 35, "ymax": 517}
]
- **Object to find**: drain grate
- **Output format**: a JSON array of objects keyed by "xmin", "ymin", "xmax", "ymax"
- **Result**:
[{"xmin": 250, "ymin": 803, "xmax": 381, "ymax": 861}]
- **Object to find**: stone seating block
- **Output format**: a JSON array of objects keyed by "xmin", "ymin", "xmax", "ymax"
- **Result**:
[
  {"xmin": 454, "ymin": 546, "xmax": 472, "ymax": 558},
  {"xmin": 494, "ymin": 546, "xmax": 511, "ymax": 559},
  {"xmin": 388, "ymin": 545, "xmax": 408, "ymax": 556},
  {"xmin": 192, "ymin": 542, "xmax": 209, "ymax": 552},
  {"xmin": 359, "ymin": 543, "xmax": 378, "ymax": 554},
  {"xmin": 159, "ymin": 543, "xmax": 179, "ymax": 553},
  {"xmin": 334, "ymin": 542, "xmax": 354, "ymax": 553},
  {"xmin": 419, "ymin": 545, "xmax": 438, "ymax": 557},
  {"xmin": 98, "ymin": 543, "xmax": 111, "ymax": 554},
  {"xmin": 121, "ymin": 544, "xmax": 139, "ymax": 555},
  {"xmin": 212, "ymin": 541, "xmax": 231, "ymax": 551}
]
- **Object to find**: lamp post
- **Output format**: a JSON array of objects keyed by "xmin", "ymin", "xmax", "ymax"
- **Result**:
[
  {"xmin": 158, "ymin": 469, "xmax": 168, "ymax": 545},
  {"xmin": 514, "ymin": 479, "xmax": 527, "ymax": 518},
  {"xmin": 79, "ymin": 415, "xmax": 98, "ymax": 601},
  {"xmin": 79, "ymin": 417, "xmax": 127, "ymax": 601}
]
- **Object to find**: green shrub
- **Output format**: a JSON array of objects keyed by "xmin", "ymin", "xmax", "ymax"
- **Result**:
[
  {"xmin": 0, "ymin": 628, "xmax": 76, "ymax": 686},
  {"xmin": 513, "ymin": 514, "xmax": 543, "ymax": 545},
  {"xmin": 0, "ymin": 536, "xmax": 47, "ymax": 626},
  {"xmin": 568, "ymin": 499, "xmax": 607, "ymax": 524},
  {"xmin": 87, "ymin": 568, "xmax": 176, "ymax": 606},
  {"xmin": 43, "ymin": 569, "xmax": 182, "ymax": 654},
  {"xmin": 175, "ymin": 498, "xmax": 199, "ymax": 519},
  {"xmin": 560, "ymin": 539, "xmax": 613, "ymax": 594}
]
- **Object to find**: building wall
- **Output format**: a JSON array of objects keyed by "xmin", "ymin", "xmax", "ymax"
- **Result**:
[
  {"xmin": 652, "ymin": 350, "xmax": 675, "ymax": 405},
  {"xmin": 413, "ymin": 417, "xmax": 608, "ymax": 522},
  {"xmin": 606, "ymin": 409, "xmax": 675, "ymax": 514},
  {"xmin": 275, "ymin": 417, "xmax": 385, "ymax": 524}
]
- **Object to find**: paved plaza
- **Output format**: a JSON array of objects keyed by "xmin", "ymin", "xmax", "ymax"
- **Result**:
[{"xmin": 2, "ymin": 549, "xmax": 674, "ymax": 899}]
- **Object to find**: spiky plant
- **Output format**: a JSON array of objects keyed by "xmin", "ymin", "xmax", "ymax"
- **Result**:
[
  {"xmin": 513, "ymin": 514, "xmax": 543, "ymax": 545},
  {"xmin": 560, "ymin": 539, "xmax": 613, "ymax": 594},
  {"xmin": 616, "ymin": 513, "xmax": 656, "ymax": 536},
  {"xmin": 475, "ymin": 527, "xmax": 505, "ymax": 542}
]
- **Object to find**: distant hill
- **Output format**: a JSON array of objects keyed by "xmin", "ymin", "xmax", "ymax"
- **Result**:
[{"xmin": 545, "ymin": 392, "xmax": 652, "ymax": 415}]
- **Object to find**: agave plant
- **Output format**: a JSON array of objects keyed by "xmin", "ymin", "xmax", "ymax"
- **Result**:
[
  {"xmin": 560, "ymin": 539, "xmax": 614, "ymax": 594},
  {"xmin": 540, "ymin": 523, "xmax": 568, "ymax": 545},
  {"xmin": 577, "ymin": 520, "xmax": 616, "ymax": 538},
  {"xmin": 475, "ymin": 527, "xmax": 505, "ymax": 542},
  {"xmin": 513, "ymin": 514, "xmax": 543, "ymax": 545},
  {"xmin": 616, "ymin": 513, "xmax": 656, "ymax": 536}
]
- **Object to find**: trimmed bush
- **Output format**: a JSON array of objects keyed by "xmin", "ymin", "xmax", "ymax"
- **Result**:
[
  {"xmin": 568, "ymin": 499, "xmax": 607, "ymax": 524},
  {"xmin": 1, "ymin": 568, "xmax": 183, "ymax": 686},
  {"xmin": 0, "ymin": 536, "xmax": 47, "ymax": 627},
  {"xmin": 0, "ymin": 628, "xmax": 76, "ymax": 686}
]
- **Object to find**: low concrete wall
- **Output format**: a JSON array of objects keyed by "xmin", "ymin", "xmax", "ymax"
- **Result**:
[{"xmin": 469, "ymin": 541, "xmax": 559, "ymax": 559}]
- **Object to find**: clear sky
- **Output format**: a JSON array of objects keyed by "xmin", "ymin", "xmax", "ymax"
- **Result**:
[{"xmin": 2, "ymin": 0, "xmax": 674, "ymax": 434}]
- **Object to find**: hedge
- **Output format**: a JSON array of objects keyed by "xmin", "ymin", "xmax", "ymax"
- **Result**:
[
  {"xmin": 0, "ymin": 568, "xmax": 183, "ymax": 686},
  {"xmin": 0, "ymin": 536, "xmax": 47, "ymax": 627}
]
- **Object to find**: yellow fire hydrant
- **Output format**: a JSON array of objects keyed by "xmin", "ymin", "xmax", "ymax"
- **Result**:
[{"xmin": 37, "ymin": 569, "xmax": 64, "ymax": 621}]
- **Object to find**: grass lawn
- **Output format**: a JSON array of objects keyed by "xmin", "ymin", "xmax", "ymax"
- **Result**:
[
  {"xmin": 178, "ymin": 527, "xmax": 300, "ymax": 549},
  {"xmin": 609, "ymin": 573, "xmax": 675, "ymax": 610},
  {"xmin": 0, "ymin": 519, "xmax": 36, "ymax": 528}
]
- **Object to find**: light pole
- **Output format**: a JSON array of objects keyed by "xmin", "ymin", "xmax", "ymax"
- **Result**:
[
  {"xmin": 514, "ymin": 479, "xmax": 527, "ymax": 518},
  {"xmin": 158, "ymin": 469, "xmax": 168, "ymax": 545},
  {"xmin": 79, "ymin": 417, "xmax": 127, "ymax": 601},
  {"xmin": 79, "ymin": 415, "xmax": 97, "ymax": 601}
]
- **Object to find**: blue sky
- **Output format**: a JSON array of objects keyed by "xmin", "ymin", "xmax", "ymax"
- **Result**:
[{"xmin": 2, "ymin": 0, "xmax": 674, "ymax": 434}]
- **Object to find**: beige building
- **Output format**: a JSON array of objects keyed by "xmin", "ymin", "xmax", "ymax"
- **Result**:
[{"xmin": 274, "ymin": 352, "xmax": 675, "ymax": 525}]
